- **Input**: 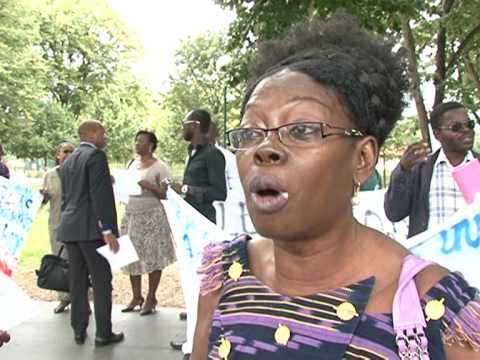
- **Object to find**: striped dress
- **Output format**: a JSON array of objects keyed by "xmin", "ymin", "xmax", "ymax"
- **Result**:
[{"xmin": 199, "ymin": 236, "xmax": 480, "ymax": 359}]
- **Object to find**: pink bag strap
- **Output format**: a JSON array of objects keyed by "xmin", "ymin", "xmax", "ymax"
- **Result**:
[{"xmin": 393, "ymin": 255, "xmax": 434, "ymax": 360}]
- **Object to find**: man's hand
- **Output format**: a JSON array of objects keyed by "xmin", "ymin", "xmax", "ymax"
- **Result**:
[
  {"xmin": 0, "ymin": 330, "xmax": 10, "ymax": 347},
  {"xmin": 103, "ymin": 233, "xmax": 120, "ymax": 253},
  {"xmin": 399, "ymin": 141, "xmax": 430, "ymax": 172},
  {"xmin": 169, "ymin": 182, "xmax": 182, "ymax": 194}
]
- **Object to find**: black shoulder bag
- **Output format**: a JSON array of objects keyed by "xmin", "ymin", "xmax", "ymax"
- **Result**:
[{"xmin": 36, "ymin": 246, "xmax": 69, "ymax": 292}]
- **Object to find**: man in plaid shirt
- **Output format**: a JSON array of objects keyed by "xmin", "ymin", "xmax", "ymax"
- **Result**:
[{"xmin": 384, "ymin": 101, "xmax": 478, "ymax": 238}]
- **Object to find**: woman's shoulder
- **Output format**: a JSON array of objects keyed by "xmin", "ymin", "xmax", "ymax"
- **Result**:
[
  {"xmin": 153, "ymin": 158, "xmax": 170, "ymax": 169},
  {"xmin": 197, "ymin": 235, "xmax": 251, "ymax": 296},
  {"xmin": 418, "ymin": 266, "xmax": 480, "ymax": 351},
  {"xmin": 151, "ymin": 158, "xmax": 171, "ymax": 174},
  {"xmin": 44, "ymin": 166, "xmax": 60, "ymax": 178}
]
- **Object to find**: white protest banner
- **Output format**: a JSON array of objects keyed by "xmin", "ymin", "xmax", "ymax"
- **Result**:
[
  {"xmin": 214, "ymin": 200, "xmax": 255, "ymax": 237},
  {"xmin": 162, "ymin": 188, "xmax": 229, "ymax": 354},
  {"xmin": 407, "ymin": 197, "xmax": 480, "ymax": 289},
  {"xmin": 353, "ymin": 189, "xmax": 409, "ymax": 243},
  {"xmin": 0, "ymin": 271, "xmax": 38, "ymax": 329},
  {"xmin": 0, "ymin": 177, "xmax": 42, "ymax": 276}
]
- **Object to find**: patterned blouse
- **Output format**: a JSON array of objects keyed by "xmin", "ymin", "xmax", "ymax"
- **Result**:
[{"xmin": 198, "ymin": 236, "xmax": 480, "ymax": 359}]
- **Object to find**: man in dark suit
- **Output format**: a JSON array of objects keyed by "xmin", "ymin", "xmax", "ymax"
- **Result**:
[{"xmin": 58, "ymin": 120, "xmax": 124, "ymax": 346}]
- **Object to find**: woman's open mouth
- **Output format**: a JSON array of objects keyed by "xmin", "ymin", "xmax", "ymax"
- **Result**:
[{"xmin": 248, "ymin": 175, "xmax": 289, "ymax": 213}]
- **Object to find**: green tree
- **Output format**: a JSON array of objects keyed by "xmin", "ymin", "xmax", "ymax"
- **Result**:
[
  {"xmin": 0, "ymin": 0, "xmax": 46, "ymax": 144},
  {"xmin": 86, "ymin": 70, "xmax": 151, "ymax": 163},
  {"xmin": 1, "ymin": 0, "xmax": 152, "ymax": 162},
  {"xmin": 38, "ymin": 0, "xmax": 138, "ymax": 119},
  {"xmin": 215, "ymin": 0, "xmax": 480, "ymax": 143},
  {"xmin": 159, "ymin": 31, "xmax": 244, "ymax": 165}
]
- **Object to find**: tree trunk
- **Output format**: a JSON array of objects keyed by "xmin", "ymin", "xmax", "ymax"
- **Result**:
[
  {"xmin": 400, "ymin": 15, "xmax": 430, "ymax": 144},
  {"xmin": 433, "ymin": 0, "xmax": 455, "ymax": 106}
]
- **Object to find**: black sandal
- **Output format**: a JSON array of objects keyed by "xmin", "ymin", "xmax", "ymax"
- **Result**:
[{"xmin": 121, "ymin": 297, "xmax": 144, "ymax": 312}]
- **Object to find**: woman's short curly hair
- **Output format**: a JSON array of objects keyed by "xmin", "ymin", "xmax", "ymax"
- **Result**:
[{"xmin": 241, "ymin": 13, "xmax": 408, "ymax": 147}]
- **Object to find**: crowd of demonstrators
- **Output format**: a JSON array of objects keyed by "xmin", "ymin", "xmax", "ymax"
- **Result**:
[
  {"xmin": 40, "ymin": 141, "xmax": 76, "ymax": 314},
  {"xmin": 0, "ymin": 144, "xmax": 9, "ymax": 179},
  {"xmin": 58, "ymin": 120, "xmax": 124, "ymax": 347},
  {"xmin": 385, "ymin": 101, "xmax": 478, "ymax": 238},
  {"xmin": 3, "ymin": 18, "xmax": 480, "ymax": 360},
  {"xmin": 191, "ymin": 14, "xmax": 480, "ymax": 360},
  {"xmin": 120, "ymin": 130, "xmax": 176, "ymax": 316},
  {"xmin": 168, "ymin": 109, "xmax": 227, "ymax": 360}
]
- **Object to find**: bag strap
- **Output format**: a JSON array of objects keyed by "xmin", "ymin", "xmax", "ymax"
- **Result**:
[
  {"xmin": 56, "ymin": 245, "xmax": 65, "ymax": 257},
  {"xmin": 393, "ymin": 255, "xmax": 434, "ymax": 360}
]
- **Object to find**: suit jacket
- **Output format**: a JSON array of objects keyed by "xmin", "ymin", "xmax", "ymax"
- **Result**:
[
  {"xmin": 58, "ymin": 143, "xmax": 118, "ymax": 242},
  {"xmin": 384, "ymin": 149, "xmax": 479, "ymax": 238}
]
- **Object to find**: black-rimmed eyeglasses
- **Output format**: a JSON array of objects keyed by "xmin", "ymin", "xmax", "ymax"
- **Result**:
[
  {"xmin": 227, "ymin": 122, "xmax": 364, "ymax": 150},
  {"xmin": 438, "ymin": 119, "xmax": 475, "ymax": 133}
]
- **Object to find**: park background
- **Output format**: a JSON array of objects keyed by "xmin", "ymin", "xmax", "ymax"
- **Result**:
[{"xmin": 2, "ymin": 0, "xmax": 480, "ymax": 308}]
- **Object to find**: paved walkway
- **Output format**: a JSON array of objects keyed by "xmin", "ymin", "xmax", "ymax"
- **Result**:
[{"xmin": 2, "ymin": 302, "xmax": 187, "ymax": 360}]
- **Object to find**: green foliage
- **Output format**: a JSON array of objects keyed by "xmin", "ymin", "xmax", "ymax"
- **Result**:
[
  {"xmin": 214, "ymin": 0, "xmax": 480, "ymax": 125},
  {"xmin": 38, "ymin": 0, "xmax": 138, "ymax": 118},
  {"xmin": 0, "ymin": 0, "xmax": 47, "ymax": 141},
  {"xmin": 383, "ymin": 116, "xmax": 421, "ymax": 158},
  {"xmin": 159, "ymin": 31, "xmax": 244, "ymax": 165},
  {"xmin": 1, "ymin": 0, "xmax": 152, "ymax": 163}
]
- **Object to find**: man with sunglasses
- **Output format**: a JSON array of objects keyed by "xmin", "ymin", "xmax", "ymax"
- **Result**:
[{"xmin": 385, "ymin": 101, "xmax": 479, "ymax": 238}]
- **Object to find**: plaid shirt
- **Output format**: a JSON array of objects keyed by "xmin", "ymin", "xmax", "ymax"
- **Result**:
[{"xmin": 428, "ymin": 149, "xmax": 474, "ymax": 228}]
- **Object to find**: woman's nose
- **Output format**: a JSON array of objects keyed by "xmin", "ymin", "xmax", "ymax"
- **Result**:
[{"xmin": 253, "ymin": 137, "xmax": 286, "ymax": 166}]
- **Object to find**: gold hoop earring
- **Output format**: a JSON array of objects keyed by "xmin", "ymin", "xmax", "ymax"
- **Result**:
[{"xmin": 351, "ymin": 181, "xmax": 361, "ymax": 206}]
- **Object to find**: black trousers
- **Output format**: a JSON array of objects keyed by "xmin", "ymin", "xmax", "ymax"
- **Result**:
[{"xmin": 65, "ymin": 240, "xmax": 113, "ymax": 338}]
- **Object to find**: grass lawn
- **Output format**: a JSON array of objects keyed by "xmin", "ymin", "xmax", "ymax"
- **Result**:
[
  {"xmin": 20, "ymin": 207, "xmax": 51, "ymax": 268},
  {"xmin": 19, "ymin": 204, "xmax": 125, "ymax": 268}
]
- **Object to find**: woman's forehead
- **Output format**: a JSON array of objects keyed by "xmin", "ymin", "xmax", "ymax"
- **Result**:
[{"xmin": 244, "ymin": 70, "xmax": 346, "ymax": 119}]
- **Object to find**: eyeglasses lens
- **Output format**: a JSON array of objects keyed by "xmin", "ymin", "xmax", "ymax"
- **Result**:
[{"xmin": 450, "ymin": 120, "xmax": 475, "ymax": 132}]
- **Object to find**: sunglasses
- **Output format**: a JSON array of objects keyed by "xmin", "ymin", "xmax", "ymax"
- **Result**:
[
  {"xmin": 182, "ymin": 120, "xmax": 200, "ymax": 127},
  {"xmin": 438, "ymin": 119, "xmax": 475, "ymax": 132}
]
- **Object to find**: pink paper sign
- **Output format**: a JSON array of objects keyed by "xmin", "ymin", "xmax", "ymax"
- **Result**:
[{"xmin": 452, "ymin": 159, "xmax": 480, "ymax": 204}]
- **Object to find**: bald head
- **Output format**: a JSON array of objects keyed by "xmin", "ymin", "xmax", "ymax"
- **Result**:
[{"xmin": 78, "ymin": 120, "xmax": 107, "ymax": 148}]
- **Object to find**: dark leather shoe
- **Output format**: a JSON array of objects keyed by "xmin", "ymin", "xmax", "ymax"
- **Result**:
[
  {"xmin": 169, "ymin": 340, "xmax": 185, "ymax": 351},
  {"xmin": 183, "ymin": 354, "xmax": 191, "ymax": 360},
  {"xmin": 54, "ymin": 300, "xmax": 70, "ymax": 314},
  {"xmin": 179, "ymin": 311, "xmax": 187, "ymax": 320},
  {"xmin": 74, "ymin": 331, "xmax": 87, "ymax": 345},
  {"xmin": 95, "ymin": 332, "xmax": 124, "ymax": 347}
]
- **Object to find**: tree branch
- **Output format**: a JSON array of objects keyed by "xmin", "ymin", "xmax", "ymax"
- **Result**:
[
  {"xmin": 465, "ymin": 56, "xmax": 480, "ymax": 97},
  {"xmin": 400, "ymin": 15, "xmax": 430, "ymax": 143},
  {"xmin": 432, "ymin": 0, "xmax": 455, "ymax": 105},
  {"xmin": 445, "ymin": 23, "xmax": 480, "ymax": 74}
]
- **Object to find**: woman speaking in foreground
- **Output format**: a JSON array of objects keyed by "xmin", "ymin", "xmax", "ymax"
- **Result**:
[{"xmin": 190, "ymin": 14, "xmax": 480, "ymax": 360}]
